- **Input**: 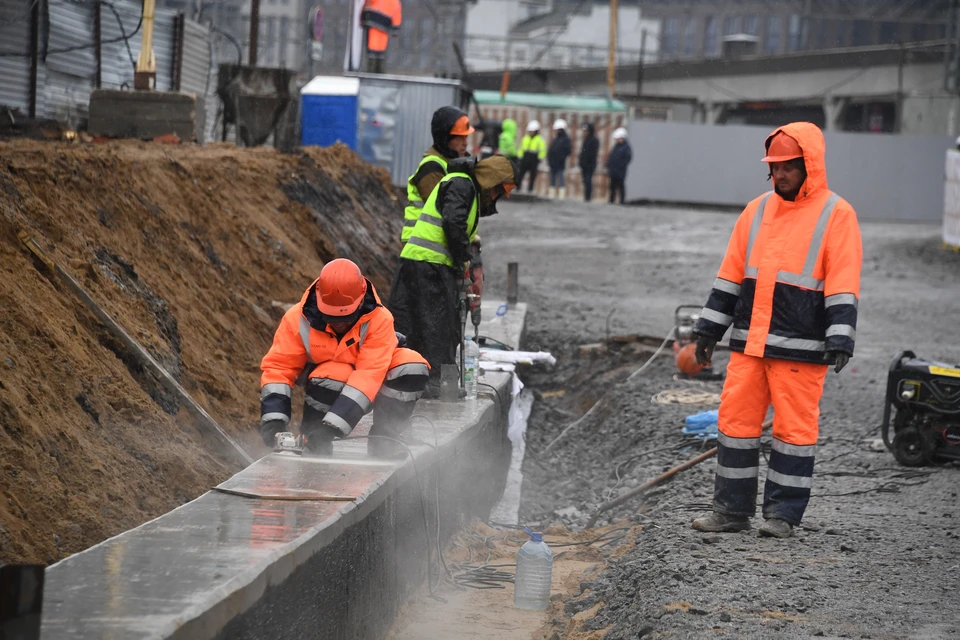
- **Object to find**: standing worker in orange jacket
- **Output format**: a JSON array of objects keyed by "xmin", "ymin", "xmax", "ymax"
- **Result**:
[
  {"xmin": 259, "ymin": 259, "xmax": 429, "ymax": 457},
  {"xmin": 361, "ymin": 0, "xmax": 401, "ymax": 74},
  {"xmin": 692, "ymin": 122, "xmax": 862, "ymax": 538}
]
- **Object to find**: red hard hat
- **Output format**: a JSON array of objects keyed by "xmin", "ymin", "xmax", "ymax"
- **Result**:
[
  {"xmin": 316, "ymin": 258, "xmax": 367, "ymax": 317},
  {"xmin": 761, "ymin": 132, "xmax": 803, "ymax": 163}
]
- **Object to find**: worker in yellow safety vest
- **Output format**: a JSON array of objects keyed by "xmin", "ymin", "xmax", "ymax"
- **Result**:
[
  {"xmin": 400, "ymin": 107, "xmax": 474, "ymax": 247},
  {"xmin": 389, "ymin": 155, "xmax": 516, "ymax": 397},
  {"xmin": 516, "ymin": 120, "xmax": 546, "ymax": 193}
]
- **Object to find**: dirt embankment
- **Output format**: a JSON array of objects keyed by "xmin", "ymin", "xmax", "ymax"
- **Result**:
[{"xmin": 0, "ymin": 139, "xmax": 402, "ymax": 564}]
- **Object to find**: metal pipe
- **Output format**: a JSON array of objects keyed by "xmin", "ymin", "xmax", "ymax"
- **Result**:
[
  {"xmin": 249, "ymin": 0, "xmax": 260, "ymax": 66},
  {"xmin": 607, "ymin": 0, "xmax": 618, "ymax": 97},
  {"xmin": 28, "ymin": 0, "xmax": 39, "ymax": 118}
]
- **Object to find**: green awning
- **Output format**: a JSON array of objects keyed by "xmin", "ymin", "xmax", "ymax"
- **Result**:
[{"xmin": 473, "ymin": 90, "xmax": 626, "ymax": 112}]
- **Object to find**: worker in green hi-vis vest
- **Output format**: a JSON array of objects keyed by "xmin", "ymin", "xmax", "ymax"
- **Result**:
[
  {"xmin": 400, "ymin": 107, "xmax": 474, "ymax": 247},
  {"xmin": 388, "ymin": 155, "xmax": 517, "ymax": 398}
]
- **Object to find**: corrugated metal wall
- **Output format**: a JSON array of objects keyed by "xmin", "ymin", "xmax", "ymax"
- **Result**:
[
  {"xmin": 0, "ymin": 0, "xmax": 214, "ymax": 134},
  {"xmin": 181, "ymin": 20, "xmax": 210, "ymax": 95},
  {"xmin": 472, "ymin": 104, "xmax": 629, "ymax": 201},
  {"xmin": 352, "ymin": 74, "xmax": 462, "ymax": 186},
  {"xmin": 0, "ymin": 0, "xmax": 36, "ymax": 114}
]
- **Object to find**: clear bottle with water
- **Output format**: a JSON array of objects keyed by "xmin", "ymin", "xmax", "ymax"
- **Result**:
[
  {"xmin": 514, "ymin": 529, "xmax": 553, "ymax": 610},
  {"xmin": 458, "ymin": 336, "xmax": 479, "ymax": 400}
]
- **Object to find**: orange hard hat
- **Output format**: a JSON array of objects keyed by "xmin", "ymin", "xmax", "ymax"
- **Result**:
[
  {"xmin": 761, "ymin": 132, "xmax": 803, "ymax": 163},
  {"xmin": 675, "ymin": 343, "xmax": 706, "ymax": 377},
  {"xmin": 316, "ymin": 258, "xmax": 367, "ymax": 317},
  {"xmin": 450, "ymin": 115, "xmax": 475, "ymax": 137}
]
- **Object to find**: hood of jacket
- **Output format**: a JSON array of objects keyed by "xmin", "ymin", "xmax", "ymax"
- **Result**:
[
  {"xmin": 582, "ymin": 122, "xmax": 595, "ymax": 136},
  {"xmin": 431, "ymin": 106, "xmax": 469, "ymax": 160},
  {"xmin": 501, "ymin": 119, "xmax": 517, "ymax": 137},
  {"xmin": 764, "ymin": 122, "xmax": 828, "ymax": 202}
]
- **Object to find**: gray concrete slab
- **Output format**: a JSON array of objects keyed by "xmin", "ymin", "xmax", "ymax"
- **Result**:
[{"xmin": 40, "ymin": 301, "xmax": 525, "ymax": 640}]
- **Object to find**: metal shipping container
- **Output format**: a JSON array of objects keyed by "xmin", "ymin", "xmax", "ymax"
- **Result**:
[{"xmin": 472, "ymin": 90, "xmax": 629, "ymax": 201}]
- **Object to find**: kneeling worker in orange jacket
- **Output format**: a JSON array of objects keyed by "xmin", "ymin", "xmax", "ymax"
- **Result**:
[
  {"xmin": 692, "ymin": 122, "xmax": 862, "ymax": 538},
  {"xmin": 259, "ymin": 258, "xmax": 429, "ymax": 456}
]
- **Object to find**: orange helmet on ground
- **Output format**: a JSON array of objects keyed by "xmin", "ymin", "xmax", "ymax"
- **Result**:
[
  {"xmin": 316, "ymin": 259, "xmax": 367, "ymax": 317},
  {"xmin": 761, "ymin": 132, "xmax": 803, "ymax": 163},
  {"xmin": 675, "ymin": 342, "xmax": 706, "ymax": 377}
]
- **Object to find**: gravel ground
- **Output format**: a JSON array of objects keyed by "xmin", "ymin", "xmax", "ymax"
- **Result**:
[{"xmin": 481, "ymin": 198, "xmax": 960, "ymax": 640}]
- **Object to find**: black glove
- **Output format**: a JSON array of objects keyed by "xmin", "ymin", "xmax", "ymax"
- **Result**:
[
  {"xmin": 260, "ymin": 419, "xmax": 286, "ymax": 447},
  {"xmin": 831, "ymin": 351, "xmax": 850, "ymax": 373},
  {"xmin": 694, "ymin": 334, "xmax": 717, "ymax": 366},
  {"xmin": 395, "ymin": 331, "xmax": 407, "ymax": 348}
]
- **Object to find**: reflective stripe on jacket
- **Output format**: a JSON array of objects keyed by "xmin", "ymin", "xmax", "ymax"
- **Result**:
[
  {"xmin": 519, "ymin": 134, "xmax": 546, "ymax": 160},
  {"xmin": 696, "ymin": 122, "xmax": 863, "ymax": 364},
  {"xmin": 403, "ymin": 154, "xmax": 448, "ymax": 243},
  {"xmin": 260, "ymin": 280, "xmax": 398, "ymax": 431},
  {"xmin": 399, "ymin": 171, "xmax": 478, "ymax": 268}
]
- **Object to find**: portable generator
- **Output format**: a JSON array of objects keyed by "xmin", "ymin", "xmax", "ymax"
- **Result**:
[{"xmin": 881, "ymin": 351, "xmax": 960, "ymax": 466}]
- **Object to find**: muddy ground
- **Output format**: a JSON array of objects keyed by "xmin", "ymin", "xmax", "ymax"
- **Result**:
[
  {"xmin": 0, "ymin": 139, "xmax": 402, "ymax": 565},
  {"xmin": 480, "ymin": 198, "xmax": 960, "ymax": 639}
]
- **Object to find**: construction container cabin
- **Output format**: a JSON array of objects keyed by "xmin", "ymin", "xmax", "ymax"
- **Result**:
[
  {"xmin": 300, "ymin": 73, "xmax": 465, "ymax": 188},
  {"xmin": 471, "ymin": 90, "xmax": 629, "ymax": 201}
]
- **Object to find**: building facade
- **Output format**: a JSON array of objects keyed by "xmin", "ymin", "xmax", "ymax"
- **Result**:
[
  {"xmin": 638, "ymin": 0, "xmax": 950, "ymax": 61},
  {"xmin": 464, "ymin": 0, "xmax": 660, "ymax": 71}
]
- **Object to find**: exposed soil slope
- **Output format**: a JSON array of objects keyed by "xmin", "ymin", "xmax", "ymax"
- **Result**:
[{"xmin": 0, "ymin": 139, "xmax": 402, "ymax": 564}]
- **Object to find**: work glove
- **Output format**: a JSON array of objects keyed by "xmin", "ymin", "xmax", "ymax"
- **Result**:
[
  {"xmin": 694, "ymin": 334, "xmax": 717, "ymax": 366},
  {"xmin": 395, "ymin": 331, "xmax": 407, "ymax": 348},
  {"xmin": 830, "ymin": 351, "xmax": 850, "ymax": 373},
  {"xmin": 260, "ymin": 419, "xmax": 287, "ymax": 447}
]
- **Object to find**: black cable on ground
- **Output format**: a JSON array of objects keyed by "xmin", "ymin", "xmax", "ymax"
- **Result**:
[{"xmin": 477, "ymin": 335, "xmax": 514, "ymax": 351}]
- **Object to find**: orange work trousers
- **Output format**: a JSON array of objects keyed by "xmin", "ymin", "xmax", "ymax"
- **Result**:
[{"xmin": 714, "ymin": 351, "xmax": 827, "ymax": 525}]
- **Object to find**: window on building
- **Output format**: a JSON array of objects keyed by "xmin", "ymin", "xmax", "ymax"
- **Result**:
[
  {"xmin": 852, "ymin": 20, "xmax": 871, "ymax": 46},
  {"xmin": 764, "ymin": 16, "xmax": 781, "ymax": 53},
  {"xmin": 662, "ymin": 17, "xmax": 680, "ymax": 57},
  {"xmin": 743, "ymin": 15, "xmax": 757, "ymax": 36},
  {"xmin": 911, "ymin": 23, "xmax": 928, "ymax": 42},
  {"xmin": 787, "ymin": 14, "xmax": 802, "ymax": 51},
  {"xmin": 878, "ymin": 22, "xmax": 899, "ymax": 45},
  {"xmin": 723, "ymin": 15, "xmax": 739, "ymax": 36},
  {"xmin": 704, "ymin": 15, "xmax": 718, "ymax": 57},
  {"xmin": 682, "ymin": 18, "xmax": 697, "ymax": 57}
]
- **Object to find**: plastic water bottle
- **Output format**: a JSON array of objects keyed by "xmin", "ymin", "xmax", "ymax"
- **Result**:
[
  {"xmin": 514, "ymin": 529, "xmax": 553, "ymax": 610},
  {"xmin": 459, "ymin": 336, "xmax": 479, "ymax": 400}
]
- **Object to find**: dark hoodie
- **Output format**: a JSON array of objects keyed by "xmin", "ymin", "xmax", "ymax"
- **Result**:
[
  {"xmin": 547, "ymin": 128, "xmax": 572, "ymax": 171},
  {"xmin": 578, "ymin": 123, "xmax": 599, "ymax": 173},
  {"xmin": 431, "ymin": 106, "xmax": 468, "ymax": 160}
]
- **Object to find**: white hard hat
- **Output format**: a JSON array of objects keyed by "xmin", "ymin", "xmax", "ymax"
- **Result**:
[
  {"xmin": 613, "ymin": 127, "xmax": 628, "ymax": 140},
  {"xmin": 552, "ymin": 118, "xmax": 567, "ymax": 130},
  {"xmin": 527, "ymin": 120, "xmax": 540, "ymax": 132}
]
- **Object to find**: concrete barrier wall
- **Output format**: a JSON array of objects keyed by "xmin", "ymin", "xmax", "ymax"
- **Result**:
[
  {"xmin": 39, "ymin": 302, "xmax": 524, "ymax": 640},
  {"xmin": 625, "ymin": 120, "xmax": 953, "ymax": 223}
]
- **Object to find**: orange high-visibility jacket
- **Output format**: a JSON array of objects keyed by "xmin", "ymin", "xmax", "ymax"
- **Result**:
[
  {"xmin": 260, "ymin": 279, "xmax": 398, "ymax": 429},
  {"xmin": 696, "ymin": 122, "xmax": 863, "ymax": 365},
  {"xmin": 362, "ymin": 0, "xmax": 401, "ymax": 53}
]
